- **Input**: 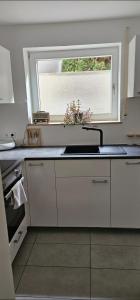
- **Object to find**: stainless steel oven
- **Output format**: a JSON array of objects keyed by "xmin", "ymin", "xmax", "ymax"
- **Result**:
[{"xmin": 1, "ymin": 160, "xmax": 27, "ymax": 262}]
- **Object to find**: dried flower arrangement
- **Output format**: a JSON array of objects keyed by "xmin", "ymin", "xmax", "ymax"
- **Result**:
[{"xmin": 64, "ymin": 100, "xmax": 92, "ymax": 125}]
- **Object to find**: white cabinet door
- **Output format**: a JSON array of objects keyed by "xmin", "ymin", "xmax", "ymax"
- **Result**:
[
  {"xmin": 56, "ymin": 177, "xmax": 110, "ymax": 227},
  {"xmin": 127, "ymin": 35, "xmax": 140, "ymax": 98},
  {"xmin": 26, "ymin": 160, "xmax": 57, "ymax": 226},
  {"xmin": 111, "ymin": 159, "xmax": 140, "ymax": 228},
  {"xmin": 0, "ymin": 45, "xmax": 14, "ymax": 103}
]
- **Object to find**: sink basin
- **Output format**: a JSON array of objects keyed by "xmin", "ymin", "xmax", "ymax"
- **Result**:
[
  {"xmin": 64, "ymin": 145, "xmax": 99, "ymax": 154},
  {"xmin": 63, "ymin": 145, "xmax": 127, "ymax": 155}
]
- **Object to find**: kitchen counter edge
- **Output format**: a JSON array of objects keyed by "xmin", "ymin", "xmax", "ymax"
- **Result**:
[{"xmin": 0, "ymin": 145, "xmax": 140, "ymax": 160}]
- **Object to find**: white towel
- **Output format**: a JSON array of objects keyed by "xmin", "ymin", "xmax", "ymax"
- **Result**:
[{"xmin": 11, "ymin": 178, "xmax": 27, "ymax": 209}]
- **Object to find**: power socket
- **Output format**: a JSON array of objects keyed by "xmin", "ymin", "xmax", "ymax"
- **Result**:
[{"xmin": 4, "ymin": 132, "xmax": 16, "ymax": 139}]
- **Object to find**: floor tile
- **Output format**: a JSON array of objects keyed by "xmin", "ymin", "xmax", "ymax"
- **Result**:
[
  {"xmin": 36, "ymin": 228, "xmax": 90, "ymax": 244},
  {"xmin": 16, "ymin": 266, "xmax": 90, "ymax": 297},
  {"xmin": 28, "ymin": 243, "xmax": 90, "ymax": 267},
  {"xmin": 91, "ymin": 268, "xmax": 140, "ymax": 297},
  {"xmin": 14, "ymin": 242, "xmax": 34, "ymax": 266},
  {"xmin": 91, "ymin": 245, "xmax": 140, "ymax": 269},
  {"xmin": 12, "ymin": 264, "xmax": 24, "ymax": 290},
  {"xmin": 91, "ymin": 228, "xmax": 140, "ymax": 245}
]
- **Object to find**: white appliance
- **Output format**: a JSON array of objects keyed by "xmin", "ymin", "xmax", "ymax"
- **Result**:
[{"xmin": 0, "ymin": 138, "xmax": 15, "ymax": 150}]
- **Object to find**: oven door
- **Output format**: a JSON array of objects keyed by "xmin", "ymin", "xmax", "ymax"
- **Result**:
[
  {"xmin": 5, "ymin": 197, "xmax": 25, "ymax": 243},
  {"xmin": 4, "ymin": 177, "xmax": 27, "ymax": 262}
]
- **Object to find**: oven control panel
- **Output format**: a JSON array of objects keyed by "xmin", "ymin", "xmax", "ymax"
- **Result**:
[{"xmin": 3, "ymin": 164, "xmax": 22, "ymax": 193}]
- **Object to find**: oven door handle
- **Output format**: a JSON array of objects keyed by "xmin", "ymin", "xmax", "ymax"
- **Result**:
[
  {"xmin": 14, "ymin": 231, "xmax": 23, "ymax": 244},
  {"xmin": 4, "ymin": 176, "xmax": 24, "ymax": 201}
]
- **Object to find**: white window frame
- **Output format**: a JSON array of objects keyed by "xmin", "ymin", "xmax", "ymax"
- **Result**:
[{"xmin": 27, "ymin": 43, "xmax": 121, "ymax": 123}]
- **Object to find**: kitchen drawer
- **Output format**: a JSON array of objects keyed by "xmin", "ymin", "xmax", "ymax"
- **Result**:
[
  {"xmin": 55, "ymin": 159, "xmax": 110, "ymax": 177},
  {"xmin": 9, "ymin": 217, "xmax": 27, "ymax": 263}
]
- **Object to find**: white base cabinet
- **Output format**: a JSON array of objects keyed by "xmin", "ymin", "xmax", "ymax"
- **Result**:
[
  {"xmin": 26, "ymin": 160, "xmax": 57, "ymax": 226},
  {"xmin": 56, "ymin": 177, "xmax": 110, "ymax": 227},
  {"xmin": 111, "ymin": 159, "xmax": 140, "ymax": 228},
  {"xmin": 55, "ymin": 159, "xmax": 110, "ymax": 227},
  {"xmin": 25, "ymin": 158, "xmax": 140, "ymax": 229}
]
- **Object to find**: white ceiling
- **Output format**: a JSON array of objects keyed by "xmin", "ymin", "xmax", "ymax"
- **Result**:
[{"xmin": 0, "ymin": 1, "xmax": 140, "ymax": 25}]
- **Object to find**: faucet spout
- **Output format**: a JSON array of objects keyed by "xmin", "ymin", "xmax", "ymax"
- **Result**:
[{"xmin": 82, "ymin": 126, "xmax": 103, "ymax": 147}]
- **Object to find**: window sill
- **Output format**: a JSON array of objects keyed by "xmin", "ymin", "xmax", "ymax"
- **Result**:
[{"xmin": 30, "ymin": 120, "xmax": 123, "ymax": 126}]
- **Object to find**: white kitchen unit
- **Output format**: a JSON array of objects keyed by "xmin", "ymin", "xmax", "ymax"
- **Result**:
[
  {"xmin": 0, "ymin": 45, "xmax": 14, "ymax": 103},
  {"xmin": 25, "ymin": 160, "xmax": 57, "ymax": 226},
  {"xmin": 111, "ymin": 159, "xmax": 140, "ymax": 228},
  {"xmin": 55, "ymin": 160, "xmax": 110, "ymax": 227},
  {"xmin": 127, "ymin": 35, "xmax": 140, "ymax": 98}
]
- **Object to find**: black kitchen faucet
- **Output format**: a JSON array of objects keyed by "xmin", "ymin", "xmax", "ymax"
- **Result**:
[{"xmin": 82, "ymin": 126, "xmax": 103, "ymax": 147}]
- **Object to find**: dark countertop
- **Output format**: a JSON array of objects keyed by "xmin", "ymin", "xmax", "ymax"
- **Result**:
[{"xmin": 0, "ymin": 145, "xmax": 140, "ymax": 160}]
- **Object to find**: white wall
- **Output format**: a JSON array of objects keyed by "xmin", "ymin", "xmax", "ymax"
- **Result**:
[{"xmin": 0, "ymin": 17, "xmax": 140, "ymax": 145}]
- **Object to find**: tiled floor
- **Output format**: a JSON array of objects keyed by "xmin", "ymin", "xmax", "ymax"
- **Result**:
[{"xmin": 12, "ymin": 227, "xmax": 140, "ymax": 299}]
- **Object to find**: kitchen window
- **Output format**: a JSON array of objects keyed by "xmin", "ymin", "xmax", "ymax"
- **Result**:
[{"xmin": 28, "ymin": 43, "xmax": 121, "ymax": 123}]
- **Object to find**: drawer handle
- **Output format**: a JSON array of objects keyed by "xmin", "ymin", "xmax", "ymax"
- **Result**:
[
  {"xmin": 14, "ymin": 231, "xmax": 23, "ymax": 244},
  {"xmin": 126, "ymin": 162, "xmax": 140, "ymax": 165},
  {"xmin": 29, "ymin": 163, "xmax": 44, "ymax": 167},
  {"xmin": 92, "ymin": 179, "xmax": 108, "ymax": 183}
]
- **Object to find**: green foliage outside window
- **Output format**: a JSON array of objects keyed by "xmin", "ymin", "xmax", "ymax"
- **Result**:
[{"xmin": 62, "ymin": 57, "xmax": 111, "ymax": 72}]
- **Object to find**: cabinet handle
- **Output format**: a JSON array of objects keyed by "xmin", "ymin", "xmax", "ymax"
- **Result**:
[
  {"xmin": 112, "ymin": 83, "xmax": 116, "ymax": 95},
  {"xmin": 126, "ymin": 161, "xmax": 140, "ymax": 165},
  {"xmin": 92, "ymin": 179, "xmax": 108, "ymax": 183},
  {"xmin": 14, "ymin": 231, "xmax": 23, "ymax": 244},
  {"xmin": 29, "ymin": 162, "xmax": 44, "ymax": 167}
]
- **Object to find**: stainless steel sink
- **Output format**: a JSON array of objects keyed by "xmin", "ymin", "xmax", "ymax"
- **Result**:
[{"xmin": 63, "ymin": 145, "xmax": 127, "ymax": 155}]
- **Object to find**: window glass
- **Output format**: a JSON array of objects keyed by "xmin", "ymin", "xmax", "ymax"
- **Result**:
[
  {"xmin": 37, "ymin": 56, "xmax": 112, "ymax": 120},
  {"xmin": 29, "ymin": 44, "xmax": 121, "ymax": 123}
]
